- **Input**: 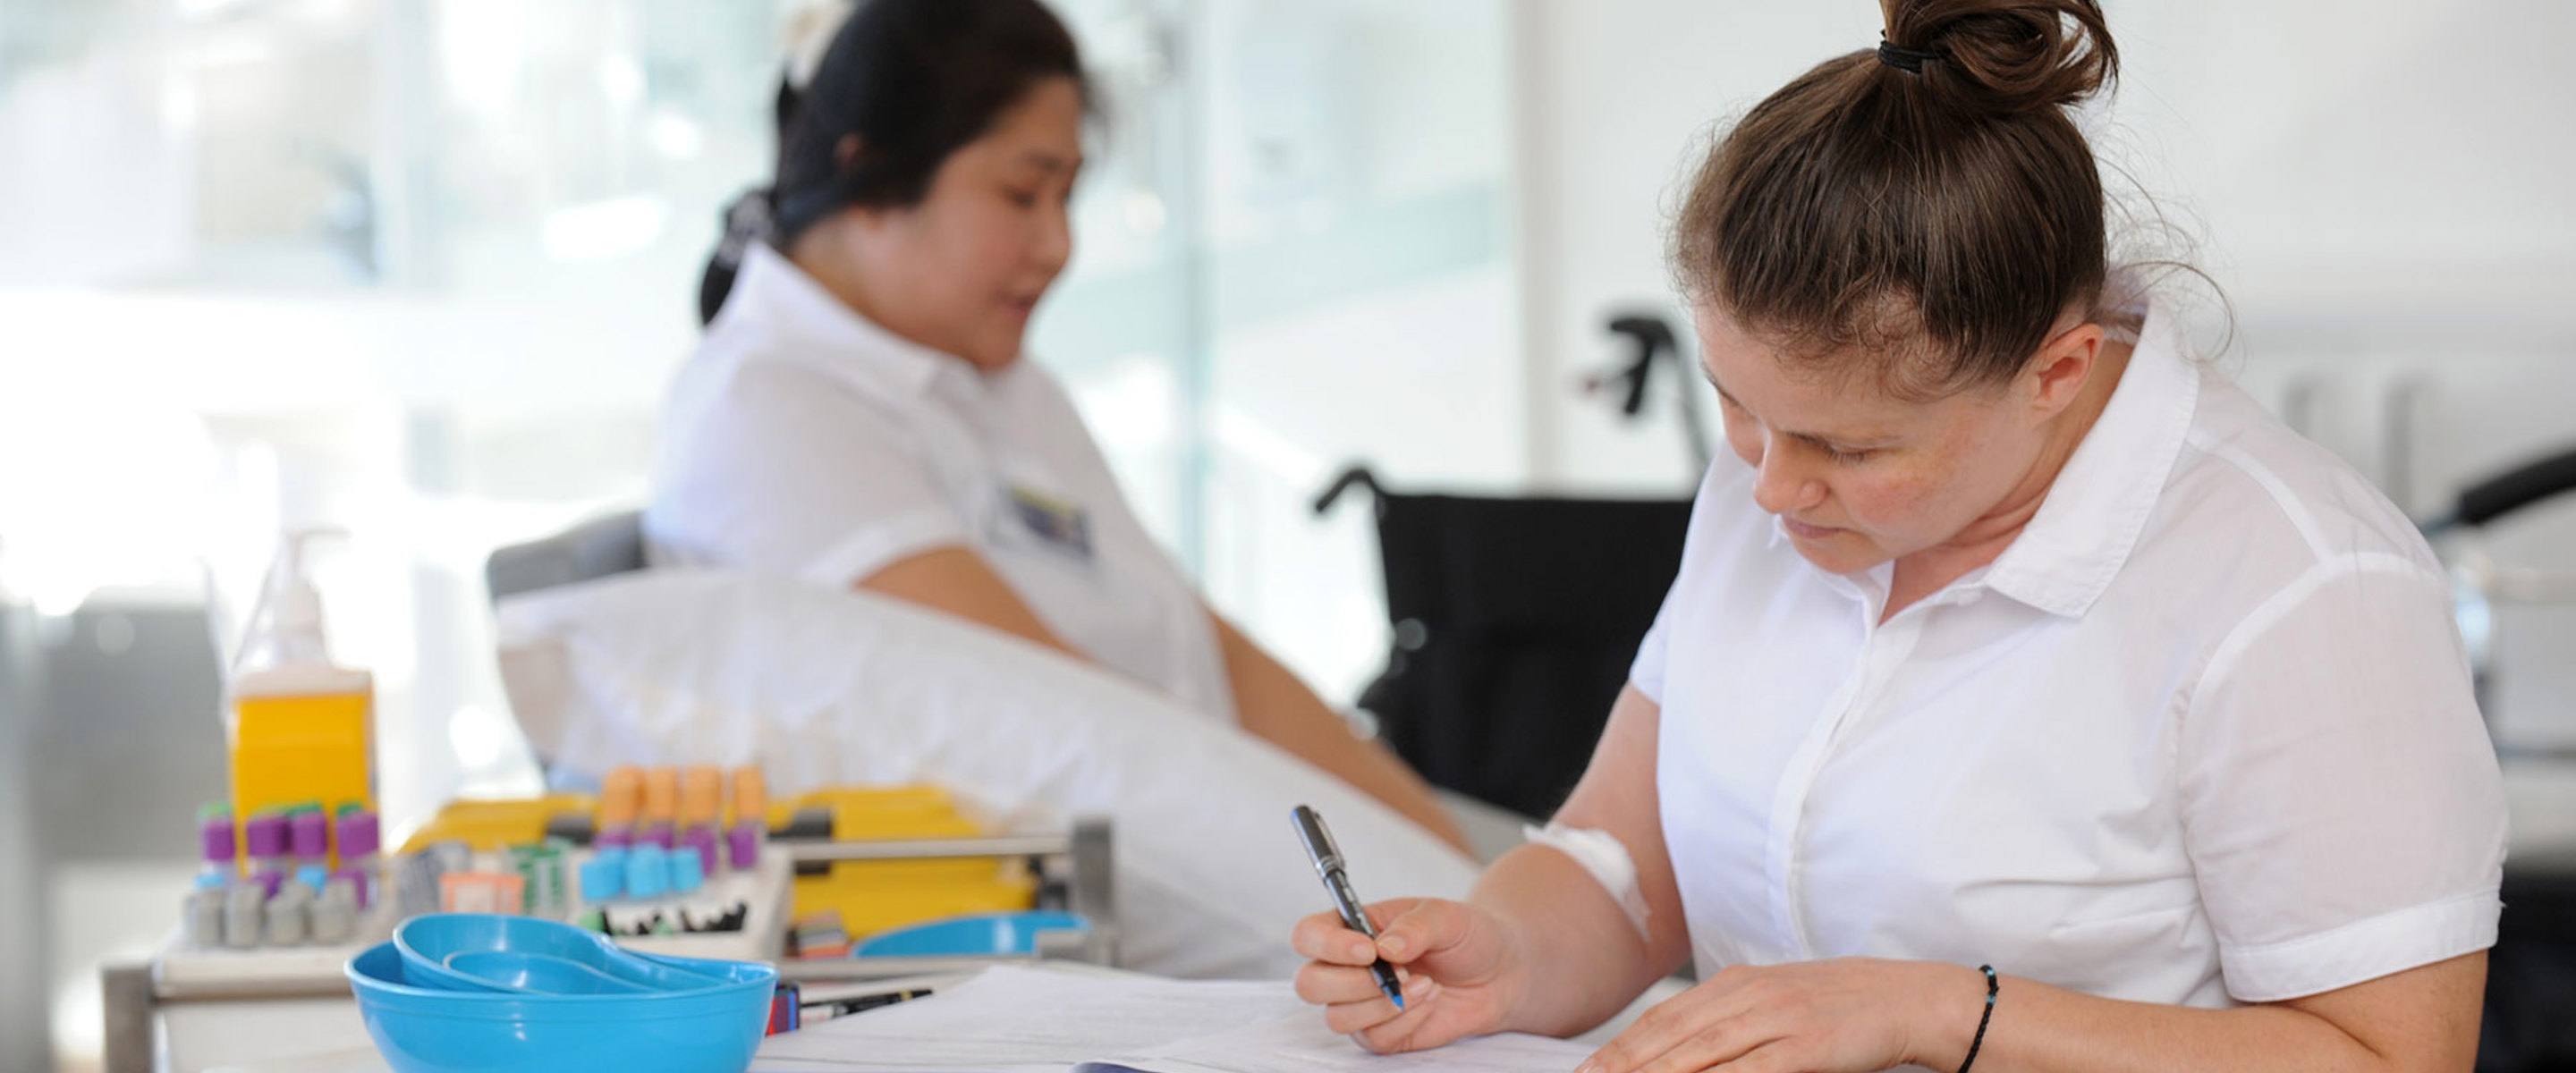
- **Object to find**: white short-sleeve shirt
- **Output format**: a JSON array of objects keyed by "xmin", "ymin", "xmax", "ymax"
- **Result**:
[
  {"xmin": 1630, "ymin": 299, "xmax": 2506, "ymax": 1008},
  {"xmin": 644, "ymin": 243, "xmax": 1236, "ymax": 722}
]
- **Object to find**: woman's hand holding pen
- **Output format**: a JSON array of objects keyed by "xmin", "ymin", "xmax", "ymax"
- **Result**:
[{"xmin": 1290, "ymin": 897, "xmax": 1529, "ymax": 1054}]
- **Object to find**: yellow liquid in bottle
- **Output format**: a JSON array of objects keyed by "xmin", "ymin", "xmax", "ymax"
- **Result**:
[{"xmin": 229, "ymin": 677, "xmax": 373, "ymax": 867}]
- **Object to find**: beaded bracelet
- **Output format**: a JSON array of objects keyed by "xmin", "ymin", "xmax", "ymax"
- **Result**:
[{"xmin": 1958, "ymin": 965, "xmax": 1999, "ymax": 1073}]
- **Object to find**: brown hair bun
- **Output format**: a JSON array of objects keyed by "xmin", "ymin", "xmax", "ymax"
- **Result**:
[{"xmin": 1885, "ymin": 0, "xmax": 2118, "ymax": 116}]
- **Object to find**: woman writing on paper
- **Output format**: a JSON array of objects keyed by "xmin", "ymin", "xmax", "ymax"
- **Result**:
[
  {"xmin": 1291, "ymin": 1, "xmax": 2504, "ymax": 1069},
  {"xmin": 645, "ymin": 0, "xmax": 1468, "ymax": 851}
]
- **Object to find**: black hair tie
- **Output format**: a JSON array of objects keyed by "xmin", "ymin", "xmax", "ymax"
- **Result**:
[{"xmin": 1877, "ymin": 37, "xmax": 1945, "ymax": 74}]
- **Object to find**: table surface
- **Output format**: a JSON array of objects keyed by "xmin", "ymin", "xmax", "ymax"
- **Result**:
[{"xmin": 201, "ymin": 964, "xmax": 1692, "ymax": 1073}]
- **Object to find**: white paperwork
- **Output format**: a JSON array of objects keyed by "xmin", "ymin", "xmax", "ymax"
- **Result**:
[
  {"xmin": 752, "ymin": 965, "xmax": 1593, "ymax": 1073},
  {"xmin": 756, "ymin": 966, "xmax": 1302, "ymax": 1073},
  {"xmin": 1077, "ymin": 1010, "xmax": 1599, "ymax": 1073}
]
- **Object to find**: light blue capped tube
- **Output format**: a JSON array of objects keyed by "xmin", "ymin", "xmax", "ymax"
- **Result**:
[{"xmin": 624, "ymin": 844, "xmax": 667, "ymax": 900}]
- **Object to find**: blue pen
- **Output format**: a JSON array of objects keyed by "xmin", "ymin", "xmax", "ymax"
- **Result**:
[{"xmin": 1292, "ymin": 805, "xmax": 1405, "ymax": 1010}]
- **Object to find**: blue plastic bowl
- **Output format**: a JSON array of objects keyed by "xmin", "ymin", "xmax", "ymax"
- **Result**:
[
  {"xmin": 346, "ymin": 942, "xmax": 774, "ymax": 1073},
  {"xmin": 854, "ymin": 910, "xmax": 1089, "ymax": 958}
]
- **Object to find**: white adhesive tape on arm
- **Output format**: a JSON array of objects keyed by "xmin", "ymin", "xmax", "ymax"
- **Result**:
[{"xmin": 1522, "ymin": 823, "xmax": 1652, "ymax": 942}]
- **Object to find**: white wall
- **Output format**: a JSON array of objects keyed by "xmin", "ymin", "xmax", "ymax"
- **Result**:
[
  {"xmin": 1507, "ymin": 0, "xmax": 2576, "ymax": 734},
  {"xmin": 1191, "ymin": 0, "xmax": 1523, "ymax": 701},
  {"xmin": 1510, "ymin": 0, "xmax": 1883, "ymax": 494}
]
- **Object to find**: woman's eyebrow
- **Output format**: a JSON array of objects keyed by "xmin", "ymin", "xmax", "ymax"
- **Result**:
[{"xmin": 1017, "ymin": 150, "xmax": 1082, "ymax": 175}]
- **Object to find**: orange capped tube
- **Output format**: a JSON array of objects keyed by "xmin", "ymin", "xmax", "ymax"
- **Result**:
[
  {"xmin": 641, "ymin": 766, "xmax": 680, "ymax": 824},
  {"xmin": 730, "ymin": 766, "xmax": 767, "ymax": 828},
  {"xmin": 680, "ymin": 765, "xmax": 723, "ymax": 826},
  {"xmin": 599, "ymin": 766, "xmax": 644, "ymax": 829}
]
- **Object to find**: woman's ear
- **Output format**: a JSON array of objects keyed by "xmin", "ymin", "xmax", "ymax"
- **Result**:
[
  {"xmin": 2025, "ymin": 321, "xmax": 2106, "ymax": 419},
  {"xmin": 826, "ymin": 135, "xmax": 902, "ymax": 232}
]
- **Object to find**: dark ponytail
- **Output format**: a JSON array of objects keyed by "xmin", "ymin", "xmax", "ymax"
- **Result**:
[
  {"xmin": 1672, "ymin": 0, "xmax": 2123, "ymax": 399},
  {"xmin": 698, "ymin": 0, "xmax": 1089, "ymax": 326}
]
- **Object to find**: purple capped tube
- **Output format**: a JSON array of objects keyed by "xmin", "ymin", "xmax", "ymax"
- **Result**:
[
  {"xmin": 290, "ymin": 810, "xmax": 329, "ymax": 871},
  {"xmin": 244, "ymin": 814, "xmax": 291, "ymax": 899},
  {"xmin": 336, "ymin": 808, "xmax": 380, "ymax": 908},
  {"xmin": 680, "ymin": 825, "xmax": 719, "ymax": 875},
  {"xmin": 198, "ymin": 807, "xmax": 237, "ymax": 889}
]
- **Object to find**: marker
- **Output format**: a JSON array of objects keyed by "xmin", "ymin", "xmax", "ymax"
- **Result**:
[
  {"xmin": 1291, "ymin": 804, "xmax": 1405, "ymax": 1010},
  {"xmin": 767, "ymin": 981, "xmax": 801, "ymax": 1035}
]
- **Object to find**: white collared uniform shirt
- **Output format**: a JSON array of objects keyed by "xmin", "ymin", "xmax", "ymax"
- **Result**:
[
  {"xmin": 645, "ymin": 243, "xmax": 1236, "ymax": 723},
  {"xmin": 1631, "ymin": 300, "xmax": 2505, "ymax": 1008}
]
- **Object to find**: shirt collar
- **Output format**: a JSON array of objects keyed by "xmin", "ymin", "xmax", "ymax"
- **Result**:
[
  {"xmin": 724, "ymin": 242, "xmax": 962, "ymax": 400},
  {"xmin": 1979, "ymin": 298, "xmax": 2201, "ymax": 618}
]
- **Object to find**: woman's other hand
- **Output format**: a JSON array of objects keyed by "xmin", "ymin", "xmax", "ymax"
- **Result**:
[
  {"xmin": 1290, "ymin": 897, "xmax": 1529, "ymax": 1054},
  {"xmin": 1575, "ymin": 959, "xmax": 1986, "ymax": 1073}
]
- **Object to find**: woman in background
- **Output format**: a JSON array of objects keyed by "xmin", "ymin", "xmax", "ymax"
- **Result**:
[{"xmin": 647, "ymin": 0, "xmax": 1468, "ymax": 851}]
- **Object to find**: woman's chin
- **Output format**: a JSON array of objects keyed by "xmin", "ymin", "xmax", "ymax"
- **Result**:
[
  {"xmin": 1787, "ymin": 532, "xmax": 1889, "ymax": 577},
  {"xmin": 956, "ymin": 339, "xmax": 1026, "ymax": 373}
]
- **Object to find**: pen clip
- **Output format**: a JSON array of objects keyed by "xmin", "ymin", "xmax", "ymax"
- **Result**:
[{"xmin": 1292, "ymin": 805, "xmax": 1345, "ymax": 878}]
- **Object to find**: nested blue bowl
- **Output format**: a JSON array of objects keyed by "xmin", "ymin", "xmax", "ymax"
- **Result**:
[
  {"xmin": 345, "ymin": 942, "xmax": 774, "ymax": 1073},
  {"xmin": 395, "ymin": 913, "xmax": 725, "ymax": 993}
]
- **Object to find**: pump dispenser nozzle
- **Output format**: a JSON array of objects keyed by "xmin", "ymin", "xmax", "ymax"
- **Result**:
[{"xmin": 234, "ymin": 527, "xmax": 345, "ymax": 676}]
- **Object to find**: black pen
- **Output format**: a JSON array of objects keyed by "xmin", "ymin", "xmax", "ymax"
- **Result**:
[
  {"xmin": 1292, "ymin": 804, "xmax": 1405, "ymax": 1010},
  {"xmin": 797, "ymin": 985, "xmax": 936, "ymax": 1026}
]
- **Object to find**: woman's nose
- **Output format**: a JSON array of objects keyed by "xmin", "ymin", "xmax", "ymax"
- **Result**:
[
  {"xmin": 1033, "ymin": 203, "xmax": 1072, "ymax": 275},
  {"xmin": 1750, "ymin": 443, "xmax": 1820, "ymax": 516}
]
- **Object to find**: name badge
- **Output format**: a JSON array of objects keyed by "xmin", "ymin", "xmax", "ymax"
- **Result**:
[{"xmin": 999, "ymin": 483, "xmax": 1095, "ymax": 563}]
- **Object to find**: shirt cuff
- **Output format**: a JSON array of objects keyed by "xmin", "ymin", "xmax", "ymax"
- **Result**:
[
  {"xmin": 2218, "ymin": 889, "xmax": 2501, "ymax": 1002},
  {"xmin": 795, "ymin": 510, "xmax": 970, "ymax": 590}
]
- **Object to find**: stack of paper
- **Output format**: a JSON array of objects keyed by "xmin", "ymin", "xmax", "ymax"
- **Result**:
[{"xmin": 755, "ymin": 966, "xmax": 1595, "ymax": 1073}]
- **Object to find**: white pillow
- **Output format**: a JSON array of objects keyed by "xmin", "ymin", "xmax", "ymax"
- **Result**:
[{"xmin": 492, "ymin": 569, "xmax": 1479, "ymax": 978}]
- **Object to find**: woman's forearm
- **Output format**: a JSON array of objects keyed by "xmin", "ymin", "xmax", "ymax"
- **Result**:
[
  {"xmin": 1340, "ymin": 736, "xmax": 1475, "ymax": 853},
  {"xmin": 1210, "ymin": 613, "xmax": 1470, "ymax": 851},
  {"xmin": 1471, "ymin": 843, "xmax": 1673, "ymax": 1039},
  {"xmin": 1919, "ymin": 954, "xmax": 2486, "ymax": 1073}
]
